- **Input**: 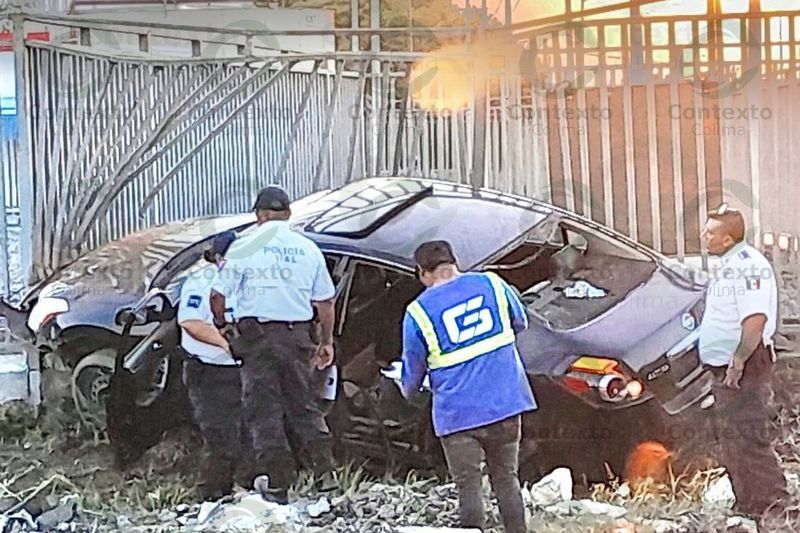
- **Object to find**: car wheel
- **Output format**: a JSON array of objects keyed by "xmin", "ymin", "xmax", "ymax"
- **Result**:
[{"xmin": 71, "ymin": 348, "xmax": 116, "ymax": 429}]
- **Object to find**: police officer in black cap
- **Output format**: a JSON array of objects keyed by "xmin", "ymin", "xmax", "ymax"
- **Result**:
[
  {"xmin": 178, "ymin": 230, "xmax": 242, "ymax": 499},
  {"xmin": 211, "ymin": 186, "xmax": 337, "ymax": 502}
]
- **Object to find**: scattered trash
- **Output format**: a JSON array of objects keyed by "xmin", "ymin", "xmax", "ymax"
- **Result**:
[
  {"xmin": 197, "ymin": 500, "xmax": 223, "ymax": 524},
  {"xmin": 564, "ymin": 280, "xmax": 608, "ymax": 299},
  {"xmin": 35, "ymin": 494, "xmax": 78, "ymax": 531},
  {"xmin": 527, "ymin": 467, "xmax": 574, "ymax": 507},
  {"xmin": 306, "ymin": 496, "xmax": 331, "ymax": 518},
  {"xmin": 725, "ymin": 516, "xmax": 758, "ymax": 532},
  {"xmin": 702, "ymin": 474, "xmax": 736, "ymax": 510},
  {"xmin": 115, "ymin": 515, "xmax": 132, "ymax": 529},
  {"xmin": 578, "ymin": 499, "xmax": 628, "ymax": 519}
]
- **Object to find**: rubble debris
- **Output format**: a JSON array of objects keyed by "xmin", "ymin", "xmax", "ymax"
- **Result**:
[
  {"xmin": 526, "ymin": 467, "xmax": 573, "ymax": 507},
  {"xmin": 578, "ymin": 499, "xmax": 628, "ymax": 519},
  {"xmin": 725, "ymin": 516, "xmax": 758, "ymax": 532},
  {"xmin": 702, "ymin": 474, "xmax": 736, "ymax": 510},
  {"xmin": 306, "ymin": 496, "xmax": 331, "ymax": 518},
  {"xmin": 197, "ymin": 500, "xmax": 222, "ymax": 524},
  {"xmin": 642, "ymin": 518, "xmax": 683, "ymax": 533},
  {"xmin": 115, "ymin": 515, "xmax": 132, "ymax": 529},
  {"xmin": 35, "ymin": 494, "xmax": 78, "ymax": 530},
  {"xmin": 0, "ymin": 510, "xmax": 37, "ymax": 532}
]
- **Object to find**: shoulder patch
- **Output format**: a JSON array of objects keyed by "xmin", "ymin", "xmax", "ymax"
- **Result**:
[
  {"xmin": 745, "ymin": 276, "xmax": 762, "ymax": 290},
  {"xmin": 738, "ymin": 249, "xmax": 750, "ymax": 259},
  {"xmin": 187, "ymin": 295, "xmax": 202, "ymax": 308}
]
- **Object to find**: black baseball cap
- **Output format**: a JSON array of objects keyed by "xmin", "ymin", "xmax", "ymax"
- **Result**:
[
  {"xmin": 253, "ymin": 186, "xmax": 291, "ymax": 211},
  {"xmin": 414, "ymin": 240, "xmax": 458, "ymax": 272},
  {"xmin": 203, "ymin": 230, "xmax": 237, "ymax": 262}
]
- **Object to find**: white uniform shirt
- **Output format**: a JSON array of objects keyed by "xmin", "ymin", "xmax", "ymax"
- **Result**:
[
  {"xmin": 178, "ymin": 265, "xmax": 237, "ymax": 366},
  {"xmin": 698, "ymin": 241, "xmax": 778, "ymax": 367},
  {"xmin": 211, "ymin": 220, "xmax": 336, "ymax": 322}
]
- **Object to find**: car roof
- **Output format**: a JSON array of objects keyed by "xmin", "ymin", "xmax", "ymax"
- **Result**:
[{"xmin": 289, "ymin": 177, "xmax": 555, "ymax": 269}]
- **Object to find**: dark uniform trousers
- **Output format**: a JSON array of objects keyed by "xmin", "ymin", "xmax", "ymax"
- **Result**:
[
  {"xmin": 440, "ymin": 415, "xmax": 527, "ymax": 533},
  {"xmin": 704, "ymin": 343, "xmax": 789, "ymax": 518},
  {"xmin": 232, "ymin": 319, "xmax": 333, "ymax": 490},
  {"xmin": 182, "ymin": 357, "xmax": 243, "ymax": 499}
]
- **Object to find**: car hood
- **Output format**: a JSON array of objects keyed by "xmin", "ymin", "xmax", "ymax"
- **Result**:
[
  {"xmin": 22, "ymin": 214, "xmax": 256, "ymax": 334},
  {"xmin": 519, "ymin": 267, "xmax": 705, "ymax": 375}
]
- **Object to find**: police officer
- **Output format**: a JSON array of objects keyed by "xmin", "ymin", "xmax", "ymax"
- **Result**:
[
  {"xmin": 400, "ymin": 240, "xmax": 535, "ymax": 533},
  {"xmin": 699, "ymin": 204, "xmax": 790, "ymax": 521},
  {"xmin": 210, "ymin": 186, "xmax": 337, "ymax": 502},
  {"xmin": 177, "ymin": 230, "xmax": 241, "ymax": 500}
]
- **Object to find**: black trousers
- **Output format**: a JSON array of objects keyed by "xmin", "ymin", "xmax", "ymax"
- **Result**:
[
  {"xmin": 182, "ymin": 357, "xmax": 242, "ymax": 499},
  {"xmin": 440, "ymin": 415, "xmax": 527, "ymax": 533},
  {"xmin": 231, "ymin": 320, "xmax": 333, "ymax": 490},
  {"xmin": 705, "ymin": 343, "xmax": 789, "ymax": 517}
]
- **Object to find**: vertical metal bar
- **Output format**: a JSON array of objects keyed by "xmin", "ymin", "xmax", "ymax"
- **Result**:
[
  {"xmin": 370, "ymin": 0, "xmax": 381, "ymax": 176},
  {"xmin": 471, "ymin": 50, "xmax": 487, "ymax": 188},
  {"xmin": 577, "ymin": 88, "xmax": 592, "ymax": 218},
  {"xmin": 622, "ymin": 84, "xmax": 638, "ymax": 242},
  {"xmin": 599, "ymin": 84, "xmax": 614, "ymax": 228},
  {"xmin": 646, "ymin": 80, "xmax": 661, "ymax": 252},
  {"xmin": 693, "ymin": 79, "xmax": 709, "ymax": 269},
  {"xmin": 670, "ymin": 82, "xmax": 686, "ymax": 260},
  {"xmin": 12, "ymin": 16, "xmax": 33, "ymax": 285},
  {"xmin": 556, "ymin": 87, "xmax": 575, "ymax": 212}
]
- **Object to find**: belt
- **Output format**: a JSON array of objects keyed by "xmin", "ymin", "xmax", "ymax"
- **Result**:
[{"xmin": 238, "ymin": 317, "xmax": 313, "ymax": 329}]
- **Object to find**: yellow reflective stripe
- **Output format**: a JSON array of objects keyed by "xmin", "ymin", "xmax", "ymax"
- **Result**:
[
  {"xmin": 410, "ymin": 274, "xmax": 518, "ymax": 371},
  {"xmin": 486, "ymin": 272, "xmax": 512, "ymax": 333},
  {"xmin": 427, "ymin": 329, "xmax": 516, "ymax": 370},
  {"xmin": 407, "ymin": 301, "xmax": 441, "ymax": 359}
]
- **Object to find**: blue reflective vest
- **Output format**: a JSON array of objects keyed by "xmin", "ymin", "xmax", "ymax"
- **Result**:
[{"xmin": 401, "ymin": 272, "xmax": 537, "ymax": 437}]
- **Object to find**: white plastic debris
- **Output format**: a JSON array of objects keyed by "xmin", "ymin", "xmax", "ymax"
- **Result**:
[
  {"xmin": 116, "ymin": 515, "xmax": 132, "ymax": 529},
  {"xmin": 564, "ymin": 280, "xmax": 608, "ymax": 299},
  {"xmin": 543, "ymin": 501, "xmax": 584, "ymax": 516},
  {"xmin": 197, "ymin": 500, "xmax": 223, "ymax": 524},
  {"xmin": 306, "ymin": 497, "xmax": 331, "ymax": 518},
  {"xmin": 578, "ymin": 499, "xmax": 628, "ymax": 519},
  {"xmin": 614, "ymin": 482, "xmax": 631, "ymax": 500},
  {"xmin": 527, "ymin": 467, "xmax": 573, "ymax": 507},
  {"xmin": 647, "ymin": 519, "xmax": 681, "ymax": 533},
  {"xmin": 726, "ymin": 516, "xmax": 758, "ymax": 533},
  {"xmin": 702, "ymin": 474, "xmax": 736, "ymax": 509}
]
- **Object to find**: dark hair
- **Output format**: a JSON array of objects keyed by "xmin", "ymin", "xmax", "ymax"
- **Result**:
[
  {"xmin": 708, "ymin": 209, "xmax": 746, "ymax": 243},
  {"xmin": 203, "ymin": 231, "xmax": 237, "ymax": 263},
  {"xmin": 414, "ymin": 240, "xmax": 458, "ymax": 273}
]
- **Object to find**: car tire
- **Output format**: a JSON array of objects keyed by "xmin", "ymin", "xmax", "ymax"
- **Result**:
[{"xmin": 71, "ymin": 348, "xmax": 116, "ymax": 429}]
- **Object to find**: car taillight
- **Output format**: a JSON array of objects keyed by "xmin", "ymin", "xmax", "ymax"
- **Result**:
[
  {"xmin": 559, "ymin": 356, "xmax": 647, "ymax": 405},
  {"xmin": 570, "ymin": 356, "xmax": 620, "ymax": 375}
]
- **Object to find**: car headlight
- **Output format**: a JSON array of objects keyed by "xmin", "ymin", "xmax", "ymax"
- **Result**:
[{"xmin": 27, "ymin": 297, "xmax": 69, "ymax": 332}]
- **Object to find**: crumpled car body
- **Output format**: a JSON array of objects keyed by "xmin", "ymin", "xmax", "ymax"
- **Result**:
[{"xmin": 13, "ymin": 178, "xmax": 709, "ymax": 479}]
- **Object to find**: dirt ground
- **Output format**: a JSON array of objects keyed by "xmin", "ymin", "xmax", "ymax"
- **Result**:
[{"xmin": 3, "ymin": 359, "xmax": 800, "ymax": 532}]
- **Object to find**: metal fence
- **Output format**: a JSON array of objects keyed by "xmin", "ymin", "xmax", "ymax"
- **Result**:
[{"xmin": 3, "ymin": 8, "xmax": 800, "ymax": 294}]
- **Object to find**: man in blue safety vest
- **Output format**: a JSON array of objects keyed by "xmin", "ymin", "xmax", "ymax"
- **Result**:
[{"xmin": 400, "ymin": 240, "xmax": 536, "ymax": 533}]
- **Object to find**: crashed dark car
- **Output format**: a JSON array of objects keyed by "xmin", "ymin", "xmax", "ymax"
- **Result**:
[{"xmin": 10, "ymin": 177, "xmax": 711, "ymax": 479}]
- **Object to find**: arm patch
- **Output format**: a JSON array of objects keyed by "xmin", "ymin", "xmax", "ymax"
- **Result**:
[{"xmin": 187, "ymin": 295, "xmax": 202, "ymax": 308}]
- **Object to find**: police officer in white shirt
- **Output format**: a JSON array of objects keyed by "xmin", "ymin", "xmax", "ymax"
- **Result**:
[
  {"xmin": 210, "ymin": 186, "xmax": 337, "ymax": 503},
  {"xmin": 699, "ymin": 204, "xmax": 789, "ymax": 521},
  {"xmin": 178, "ymin": 230, "xmax": 241, "ymax": 500}
]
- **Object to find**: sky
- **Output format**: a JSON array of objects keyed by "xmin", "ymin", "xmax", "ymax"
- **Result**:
[{"xmin": 454, "ymin": 0, "xmax": 800, "ymax": 24}]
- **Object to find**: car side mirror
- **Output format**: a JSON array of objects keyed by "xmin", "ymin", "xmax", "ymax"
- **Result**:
[{"xmin": 146, "ymin": 293, "xmax": 176, "ymax": 322}]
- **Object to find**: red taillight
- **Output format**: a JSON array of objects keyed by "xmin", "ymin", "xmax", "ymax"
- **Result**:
[{"xmin": 562, "ymin": 376, "xmax": 592, "ymax": 393}]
